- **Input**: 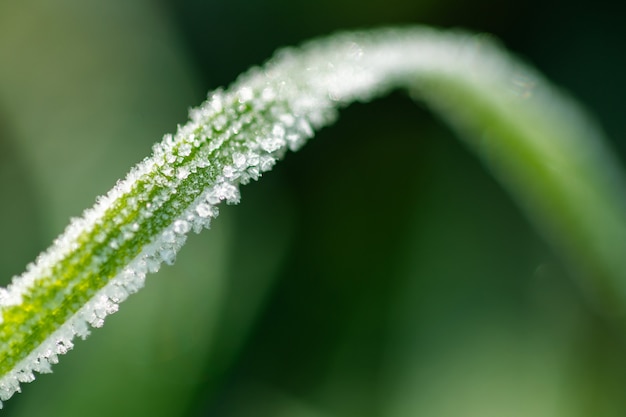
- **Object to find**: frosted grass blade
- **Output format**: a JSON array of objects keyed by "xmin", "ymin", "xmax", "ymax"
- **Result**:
[{"xmin": 1, "ymin": 26, "xmax": 625, "ymax": 406}]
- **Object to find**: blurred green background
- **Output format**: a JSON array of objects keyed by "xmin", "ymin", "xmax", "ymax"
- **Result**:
[{"xmin": 1, "ymin": 0, "xmax": 626, "ymax": 416}]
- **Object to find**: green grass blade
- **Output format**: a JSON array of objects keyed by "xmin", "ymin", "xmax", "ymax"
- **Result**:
[{"xmin": 1, "ymin": 26, "xmax": 625, "ymax": 406}]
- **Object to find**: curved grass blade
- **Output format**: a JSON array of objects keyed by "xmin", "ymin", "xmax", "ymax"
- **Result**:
[{"xmin": 1, "ymin": 26, "xmax": 626, "ymax": 406}]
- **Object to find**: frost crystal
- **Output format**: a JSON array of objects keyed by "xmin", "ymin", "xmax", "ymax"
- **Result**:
[{"xmin": 196, "ymin": 203, "xmax": 214, "ymax": 219}]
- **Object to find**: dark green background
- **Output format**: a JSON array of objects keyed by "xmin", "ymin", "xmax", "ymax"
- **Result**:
[{"xmin": 1, "ymin": 0, "xmax": 625, "ymax": 415}]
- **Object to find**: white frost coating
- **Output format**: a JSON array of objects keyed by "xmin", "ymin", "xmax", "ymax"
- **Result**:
[
  {"xmin": 0, "ymin": 185, "xmax": 223, "ymax": 404},
  {"xmin": 0, "ymin": 27, "xmax": 608, "ymax": 407}
]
